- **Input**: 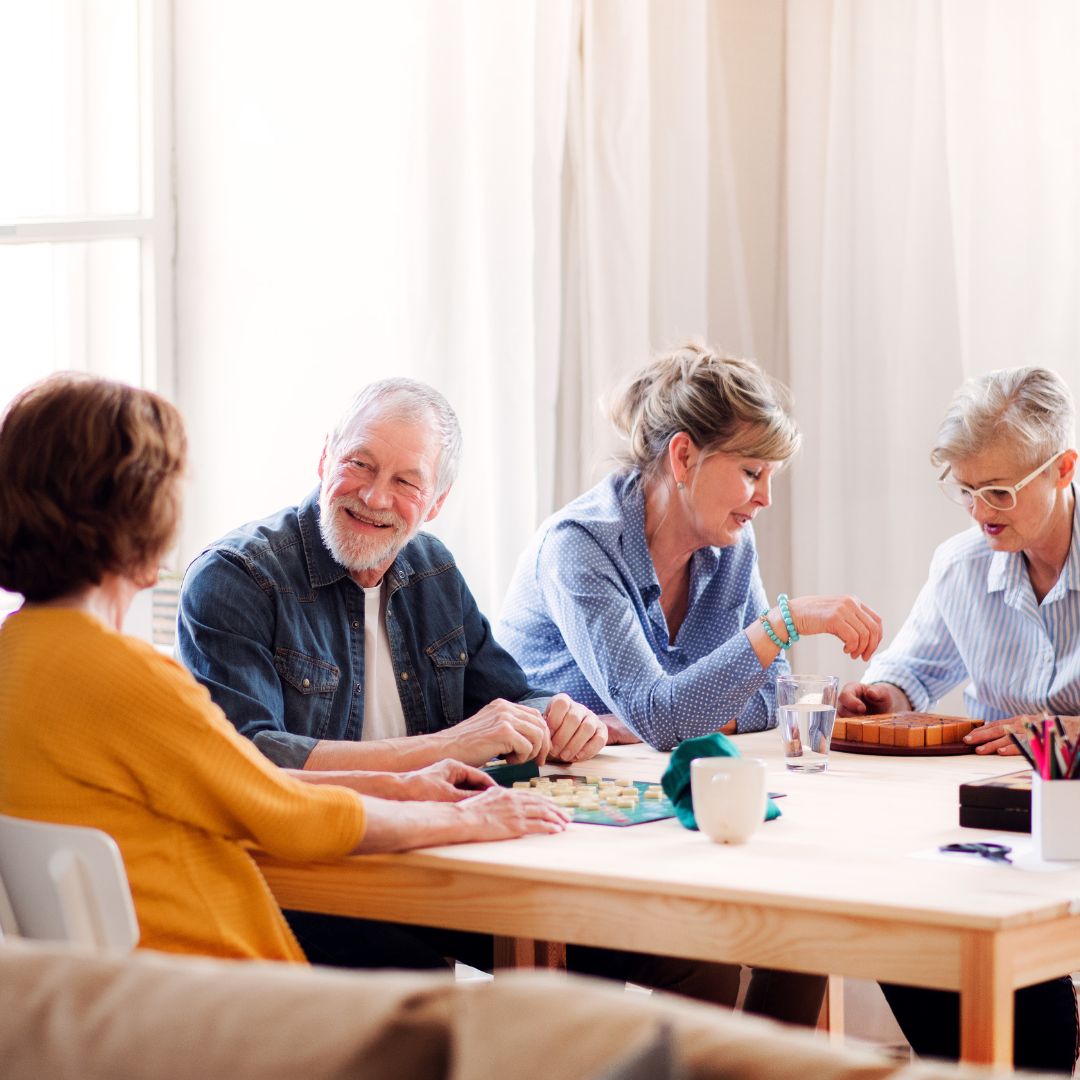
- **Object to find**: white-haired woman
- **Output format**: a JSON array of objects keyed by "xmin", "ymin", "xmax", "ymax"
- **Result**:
[
  {"xmin": 499, "ymin": 342, "xmax": 882, "ymax": 751},
  {"xmin": 497, "ymin": 342, "xmax": 883, "ymax": 1026},
  {"xmin": 838, "ymin": 366, "xmax": 1079, "ymax": 1074}
]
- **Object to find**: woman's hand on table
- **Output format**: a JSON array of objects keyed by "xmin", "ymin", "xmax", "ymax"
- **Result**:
[
  {"xmin": 965, "ymin": 714, "xmax": 1080, "ymax": 755},
  {"xmin": 837, "ymin": 681, "xmax": 910, "ymax": 717},
  {"xmin": 353, "ymin": 787, "xmax": 571, "ymax": 852},
  {"xmin": 450, "ymin": 786, "xmax": 572, "ymax": 841},
  {"xmin": 787, "ymin": 595, "xmax": 883, "ymax": 661},
  {"xmin": 544, "ymin": 694, "xmax": 608, "ymax": 762},
  {"xmin": 598, "ymin": 713, "xmax": 642, "ymax": 746},
  {"xmin": 399, "ymin": 760, "xmax": 497, "ymax": 801}
]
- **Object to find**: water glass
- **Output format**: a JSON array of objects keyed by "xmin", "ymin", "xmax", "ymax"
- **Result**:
[{"xmin": 776, "ymin": 674, "xmax": 839, "ymax": 773}]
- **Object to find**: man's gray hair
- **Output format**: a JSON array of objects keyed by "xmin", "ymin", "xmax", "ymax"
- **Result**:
[
  {"xmin": 329, "ymin": 378, "xmax": 463, "ymax": 496},
  {"xmin": 931, "ymin": 366, "xmax": 1076, "ymax": 469}
]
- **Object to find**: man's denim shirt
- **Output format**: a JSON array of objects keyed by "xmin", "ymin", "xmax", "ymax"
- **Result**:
[{"xmin": 177, "ymin": 489, "xmax": 549, "ymax": 768}]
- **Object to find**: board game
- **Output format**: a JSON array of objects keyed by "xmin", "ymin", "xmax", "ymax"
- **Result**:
[
  {"xmin": 831, "ymin": 713, "xmax": 983, "ymax": 756},
  {"xmin": 514, "ymin": 773, "xmax": 677, "ymax": 827}
]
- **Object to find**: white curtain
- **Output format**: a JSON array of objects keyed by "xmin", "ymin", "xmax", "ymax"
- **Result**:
[
  {"xmin": 175, "ymin": 0, "xmax": 1080, "ymax": 646},
  {"xmin": 785, "ymin": 0, "xmax": 1080, "ymax": 681},
  {"xmin": 538, "ymin": 0, "xmax": 789, "ymax": 590}
]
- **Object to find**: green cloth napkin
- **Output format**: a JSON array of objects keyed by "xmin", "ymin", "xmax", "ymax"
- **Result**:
[{"xmin": 661, "ymin": 732, "xmax": 781, "ymax": 830}]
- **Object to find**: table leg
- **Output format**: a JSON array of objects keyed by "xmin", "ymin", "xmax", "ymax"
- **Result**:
[
  {"xmin": 816, "ymin": 976, "xmax": 845, "ymax": 1043},
  {"xmin": 960, "ymin": 933, "xmax": 1013, "ymax": 1067},
  {"xmin": 493, "ymin": 937, "xmax": 566, "ymax": 970}
]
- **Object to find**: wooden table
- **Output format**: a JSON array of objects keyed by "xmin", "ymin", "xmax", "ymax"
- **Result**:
[{"xmin": 257, "ymin": 734, "xmax": 1080, "ymax": 1067}]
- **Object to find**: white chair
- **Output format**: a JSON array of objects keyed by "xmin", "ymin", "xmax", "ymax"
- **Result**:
[{"xmin": 0, "ymin": 813, "xmax": 139, "ymax": 951}]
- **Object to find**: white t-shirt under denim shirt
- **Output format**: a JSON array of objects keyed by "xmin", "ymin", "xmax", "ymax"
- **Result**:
[{"xmin": 361, "ymin": 583, "xmax": 408, "ymax": 741}]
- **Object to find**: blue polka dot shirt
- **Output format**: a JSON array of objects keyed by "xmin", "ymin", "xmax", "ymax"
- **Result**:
[{"xmin": 497, "ymin": 471, "xmax": 786, "ymax": 750}]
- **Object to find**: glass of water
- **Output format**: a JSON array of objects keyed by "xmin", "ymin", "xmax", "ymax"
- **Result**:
[{"xmin": 776, "ymin": 674, "xmax": 839, "ymax": 773}]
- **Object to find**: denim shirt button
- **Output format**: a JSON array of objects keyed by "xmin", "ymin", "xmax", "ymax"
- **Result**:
[
  {"xmin": 401, "ymin": 671, "xmax": 409, "ymax": 681},
  {"xmin": 459, "ymin": 652, "xmax": 467, "ymax": 661},
  {"xmin": 301, "ymin": 678, "xmax": 311, "ymax": 688},
  {"xmin": 352, "ymin": 620, "xmax": 360, "ymax": 630}
]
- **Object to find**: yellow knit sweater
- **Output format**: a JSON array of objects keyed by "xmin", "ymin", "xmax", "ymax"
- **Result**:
[{"xmin": 0, "ymin": 607, "xmax": 366, "ymax": 962}]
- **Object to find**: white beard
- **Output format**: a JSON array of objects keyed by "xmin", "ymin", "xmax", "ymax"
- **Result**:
[{"xmin": 319, "ymin": 492, "xmax": 411, "ymax": 573}]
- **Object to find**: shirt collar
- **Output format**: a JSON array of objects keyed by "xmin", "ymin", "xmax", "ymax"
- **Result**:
[
  {"xmin": 618, "ymin": 475, "xmax": 661, "ymax": 598},
  {"xmin": 298, "ymin": 487, "xmax": 416, "ymax": 591}
]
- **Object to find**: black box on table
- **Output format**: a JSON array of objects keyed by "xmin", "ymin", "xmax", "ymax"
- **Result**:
[{"xmin": 958, "ymin": 769, "xmax": 1032, "ymax": 833}]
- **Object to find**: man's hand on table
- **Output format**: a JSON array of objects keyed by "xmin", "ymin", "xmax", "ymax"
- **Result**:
[
  {"xmin": 437, "ymin": 699, "xmax": 552, "ymax": 766},
  {"xmin": 544, "ymin": 694, "xmax": 607, "ymax": 762},
  {"xmin": 837, "ymin": 681, "xmax": 911, "ymax": 717}
]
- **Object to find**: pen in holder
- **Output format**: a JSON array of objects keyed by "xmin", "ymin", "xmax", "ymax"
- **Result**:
[
  {"xmin": 1024, "ymin": 715, "xmax": 1080, "ymax": 860},
  {"xmin": 1032, "ymin": 775, "xmax": 1080, "ymax": 860}
]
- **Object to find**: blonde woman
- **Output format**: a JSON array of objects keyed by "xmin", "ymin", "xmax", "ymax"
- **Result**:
[
  {"xmin": 497, "ymin": 342, "xmax": 883, "ymax": 1027},
  {"xmin": 499, "ymin": 342, "xmax": 882, "ymax": 751}
]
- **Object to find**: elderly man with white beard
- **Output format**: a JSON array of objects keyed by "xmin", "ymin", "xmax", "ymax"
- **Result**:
[
  {"xmin": 177, "ymin": 378, "xmax": 750, "ymax": 1002},
  {"xmin": 179, "ymin": 378, "xmax": 606, "ymax": 778}
]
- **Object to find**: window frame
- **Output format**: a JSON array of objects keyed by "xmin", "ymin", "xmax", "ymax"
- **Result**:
[{"xmin": 0, "ymin": 0, "xmax": 175, "ymax": 396}]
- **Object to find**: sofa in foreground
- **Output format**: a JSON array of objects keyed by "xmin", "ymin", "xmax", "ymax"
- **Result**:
[{"xmin": 0, "ymin": 940, "xmax": 1060, "ymax": 1080}]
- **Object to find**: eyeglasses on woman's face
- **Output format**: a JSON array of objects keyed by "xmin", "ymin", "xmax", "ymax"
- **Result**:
[{"xmin": 937, "ymin": 450, "xmax": 1066, "ymax": 511}]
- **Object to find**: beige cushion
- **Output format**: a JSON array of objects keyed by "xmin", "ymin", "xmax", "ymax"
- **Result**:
[{"xmin": 0, "ymin": 940, "xmax": 1052, "ymax": 1080}]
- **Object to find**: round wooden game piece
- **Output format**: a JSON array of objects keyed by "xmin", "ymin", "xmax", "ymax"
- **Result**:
[
  {"xmin": 586, "ymin": 775, "xmax": 602, "ymax": 786},
  {"xmin": 553, "ymin": 795, "xmax": 576, "ymax": 808},
  {"xmin": 512, "ymin": 781, "xmax": 531, "ymax": 789},
  {"xmin": 614, "ymin": 796, "xmax": 635, "ymax": 808},
  {"xmin": 644, "ymin": 789, "xmax": 662, "ymax": 799}
]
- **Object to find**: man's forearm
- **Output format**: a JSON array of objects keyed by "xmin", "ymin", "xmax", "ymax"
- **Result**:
[{"xmin": 304, "ymin": 732, "xmax": 457, "ymax": 773}]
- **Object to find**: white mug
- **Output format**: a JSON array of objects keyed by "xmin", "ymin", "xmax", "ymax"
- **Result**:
[{"xmin": 690, "ymin": 757, "xmax": 768, "ymax": 844}]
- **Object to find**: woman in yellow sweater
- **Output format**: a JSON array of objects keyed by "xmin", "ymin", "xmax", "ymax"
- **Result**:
[{"xmin": 0, "ymin": 373, "xmax": 567, "ymax": 963}]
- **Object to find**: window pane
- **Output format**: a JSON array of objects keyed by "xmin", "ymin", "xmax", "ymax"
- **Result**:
[
  {"xmin": 0, "ymin": 239, "xmax": 142, "ymax": 409},
  {"xmin": 0, "ymin": 0, "xmax": 141, "ymax": 219}
]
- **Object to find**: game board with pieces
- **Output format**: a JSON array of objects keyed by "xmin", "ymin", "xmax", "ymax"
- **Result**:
[{"xmin": 511, "ymin": 773, "xmax": 676, "ymax": 827}]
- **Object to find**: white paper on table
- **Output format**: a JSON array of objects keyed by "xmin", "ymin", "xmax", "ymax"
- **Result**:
[{"xmin": 909, "ymin": 834, "xmax": 1076, "ymax": 873}]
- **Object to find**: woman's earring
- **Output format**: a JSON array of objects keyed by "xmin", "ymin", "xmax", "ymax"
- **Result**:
[{"xmin": 676, "ymin": 481, "xmax": 686, "ymax": 491}]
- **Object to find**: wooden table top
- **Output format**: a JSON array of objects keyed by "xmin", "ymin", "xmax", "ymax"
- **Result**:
[{"xmin": 273, "ymin": 733, "xmax": 1080, "ymax": 934}]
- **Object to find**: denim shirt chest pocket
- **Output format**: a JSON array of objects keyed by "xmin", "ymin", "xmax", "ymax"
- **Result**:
[
  {"xmin": 425, "ymin": 626, "xmax": 468, "ymax": 725},
  {"xmin": 274, "ymin": 648, "xmax": 341, "ymax": 739}
]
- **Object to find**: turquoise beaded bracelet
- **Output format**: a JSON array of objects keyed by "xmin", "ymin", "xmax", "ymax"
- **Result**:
[
  {"xmin": 759, "ymin": 611, "xmax": 791, "ymax": 650},
  {"xmin": 777, "ymin": 593, "xmax": 800, "ymax": 643}
]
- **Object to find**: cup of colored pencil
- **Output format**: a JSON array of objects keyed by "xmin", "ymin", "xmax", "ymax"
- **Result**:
[{"xmin": 1013, "ymin": 715, "xmax": 1080, "ymax": 860}]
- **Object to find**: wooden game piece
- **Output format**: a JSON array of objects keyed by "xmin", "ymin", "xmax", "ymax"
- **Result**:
[
  {"xmin": 832, "ymin": 717, "xmax": 848, "ymax": 740},
  {"xmin": 878, "ymin": 720, "xmax": 896, "ymax": 747},
  {"xmin": 614, "ymin": 796, "xmax": 635, "ymax": 807},
  {"xmin": 844, "ymin": 718, "xmax": 864, "ymax": 742},
  {"xmin": 512, "ymin": 781, "xmax": 531, "ymax": 789},
  {"xmin": 644, "ymin": 789, "xmax": 662, "ymax": 799}
]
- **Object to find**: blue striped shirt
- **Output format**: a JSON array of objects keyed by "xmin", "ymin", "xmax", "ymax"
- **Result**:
[
  {"xmin": 496, "ymin": 472, "xmax": 787, "ymax": 751},
  {"xmin": 864, "ymin": 489, "xmax": 1080, "ymax": 720}
]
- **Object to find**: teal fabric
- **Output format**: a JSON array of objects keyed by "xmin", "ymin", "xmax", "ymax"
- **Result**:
[{"xmin": 661, "ymin": 732, "xmax": 781, "ymax": 830}]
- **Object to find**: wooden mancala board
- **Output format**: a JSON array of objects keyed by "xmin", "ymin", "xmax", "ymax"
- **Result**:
[{"xmin": 831, "ymin": 713, "xmax": 984, "ymax": 756}]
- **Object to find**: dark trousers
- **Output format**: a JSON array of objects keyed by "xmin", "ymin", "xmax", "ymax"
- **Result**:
[
  {"xmin": 285, "ymin": 911, "xmax": 826, "ymax": 1027},
  {"xmin": 880, "ymin": 977, "xmax": 1079, "ymax": 1075}
]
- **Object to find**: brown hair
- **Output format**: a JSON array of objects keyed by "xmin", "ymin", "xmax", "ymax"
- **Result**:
[
  {"xmin": 0, "ymin": 373, "xmax": 187, "ymax": 602},
  {"xmin": 608, "ymin": 342, "xmax": 801, "ymax": 477}
]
